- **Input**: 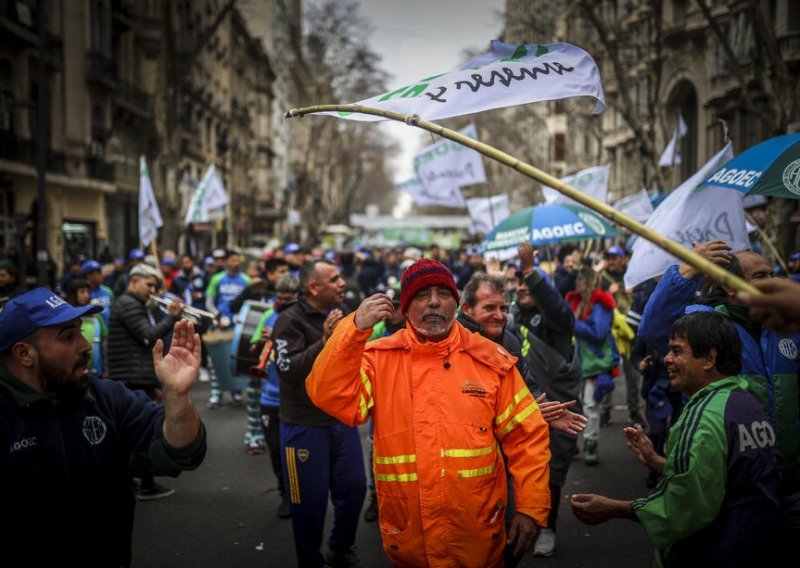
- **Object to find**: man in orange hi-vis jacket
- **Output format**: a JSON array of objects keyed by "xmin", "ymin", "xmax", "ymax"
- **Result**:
[{"xmin": 307, "ymin": 259, "xmax": 551, "ymax": 567}]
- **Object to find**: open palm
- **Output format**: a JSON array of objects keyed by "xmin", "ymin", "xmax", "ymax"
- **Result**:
[{"xmin": 153, "ymin": 320, "xmax": 201, "ymax": 396}]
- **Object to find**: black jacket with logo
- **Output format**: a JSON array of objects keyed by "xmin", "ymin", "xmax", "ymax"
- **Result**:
[
  {"xmin": 273, "ymin": 298, "xmax": 347, "ymax": 426},
  {"xmin": 0, "ymin": 369, "xmax": 206, "ymax": 566}
]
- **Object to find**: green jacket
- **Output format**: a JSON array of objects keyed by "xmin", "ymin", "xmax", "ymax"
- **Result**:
[{"xmin": 632, "ymin": 376, "xmax": 781, "ymax": 567}]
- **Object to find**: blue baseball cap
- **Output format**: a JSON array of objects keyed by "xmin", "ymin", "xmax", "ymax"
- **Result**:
[
  {"xmin": 129, "ymin": 248, "xmax": 146, "ymax": 261},
  {"xmin": 284, "ymin": 243, "xmax": 301, "ymax": 255},
  {"xmin": 790, "ymin": 252, "xmax": 800, "ymax": 262},
  {"xmin": 605, "ymin": 245, "xmax": 626, "ymax": 257},
  {"xmin": 113, "ymin": 256, "xmax": 125, "ymax": 264},
  {"xmin": 80, "ymin": 259, "xmax": 103, "ymax": 276},
  {"xmin": 203, "ymin": 256, "xmax": 214, "ymax": 265},
  {"xmin": 161, "ymin": 257, "xmax": 176, "ymax": 267},
  {"xmin": 0, "ymin": 287, "xmax": 103, "ymax": 352}
]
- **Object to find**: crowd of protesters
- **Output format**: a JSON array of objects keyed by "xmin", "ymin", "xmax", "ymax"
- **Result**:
[{"xmin": 2, "ymin": 238, "xmax": 800, "ymax": 567}]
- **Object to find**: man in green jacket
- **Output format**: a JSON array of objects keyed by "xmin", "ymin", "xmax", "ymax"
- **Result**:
[{"xmin": 571, "ymin": 311, "xmax": 781, "ymax": 567}]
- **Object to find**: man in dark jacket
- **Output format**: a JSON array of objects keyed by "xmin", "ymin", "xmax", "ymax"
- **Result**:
[
  {"xmin": 0, "ymin": 288, "xmax": 206, "ymax": 567},
  {"xmin": 108, "ymin": 263, "xmax": 184, "ymax": 499},
  {"xmin": 272, "ymin": 258, "xmax": 366, "ymax": 568}
]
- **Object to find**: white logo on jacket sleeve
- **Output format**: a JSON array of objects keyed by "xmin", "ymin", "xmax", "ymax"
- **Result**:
[
  {"xmin": 778, "ymin": 338, "xmax": 797, "ymax": 360},
  {"xmin": 275, "ymin": 338, "xmax": 290, "ymax": 372},
  {"xmin": 82, "ymin": 416, "xmax": 107, "ymax": 445},
  {"xmin": 738, "ymin": 420, "xmax": 776, "ymax": 452}
]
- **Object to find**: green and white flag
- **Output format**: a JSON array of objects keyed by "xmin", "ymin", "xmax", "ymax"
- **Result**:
[
  {"xmin": 184, "ymin": 164, "xmax": 229, "ymax": 225},
  {"xmin": 542, "ymin": 164, "xmax": 610, "ymax": 206},
  {"xmin": 138, "ymin": 156, "xmax": 163, "ymax": 247},
  {"xmin": 332, "ymin": 40, "xmax": 605, "ymax": 122},
  {"xmin": 414, "ymin": 123, "xmax": 487, "ymax": 196}
]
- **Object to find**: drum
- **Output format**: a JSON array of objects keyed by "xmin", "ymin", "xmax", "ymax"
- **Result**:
[
  {"xmin": 202, "ymin": 329, "xmax": 247, "ymax": 391},
  {"xmin": 231, "ymin": 300, "xmax": 274, "ymax": 377}
]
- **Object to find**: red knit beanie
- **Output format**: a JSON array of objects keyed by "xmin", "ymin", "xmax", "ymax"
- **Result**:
[{"xmin": 400, "ymin": 259, "xmax": 459, "ymax": 315}]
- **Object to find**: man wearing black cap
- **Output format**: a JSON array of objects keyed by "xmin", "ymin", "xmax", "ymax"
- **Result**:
[{"xmin": 0, "ymin": 288, "xmax": 206, "ymax": 566}]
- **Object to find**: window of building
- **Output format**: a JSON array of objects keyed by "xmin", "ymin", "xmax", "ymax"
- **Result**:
[
  {"xmin": 552, "ymin": 133, "xmax": 566, "ymax": 162},
  {"xmin": 0, "ymin": 190, "xmax": 15, "ymax": 253},
  {"xmin": 62, "ymin": 221, "xmax": 97, "ymax": 265}
]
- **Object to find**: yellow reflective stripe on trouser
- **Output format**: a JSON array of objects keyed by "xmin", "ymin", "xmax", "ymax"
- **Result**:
[
  {"xmin": 375, "ymin": 454, "xmax": 416, "ymax": 464},
  {"xmin": 498, "ymin": 401, "xmax": 538, "ymax": 437},
  {"xmin": 496, "ymin": 387, "xmax": 531, "ymax": 425},
  {"xmin": 285, "ymin": 446, "xmax": 301, "ymax": 504},
  {"xmin": 458, "ymin": 463, "xmax": 496, "ymax": 478},
  {"xmin": 375, "ymin": 472, "xmax": 418, "ymax": 482},
  {"xmin": 441, "ymin": 443, "xmax": 496, "ymax": 458}
]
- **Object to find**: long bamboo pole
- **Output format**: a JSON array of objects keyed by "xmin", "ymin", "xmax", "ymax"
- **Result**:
[{"xmin": 285, "ymin": 104, "xmax": 760, "ymax": 296}]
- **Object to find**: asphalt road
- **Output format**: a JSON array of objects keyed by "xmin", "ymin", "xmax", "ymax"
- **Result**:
[{"xmin": 133, "ymin": 380, "xmax": 654, "ymax": 567}]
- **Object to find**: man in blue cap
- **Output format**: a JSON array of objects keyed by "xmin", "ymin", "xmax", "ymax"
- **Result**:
[
  {"xmin": 0, "ymin": 288, "xmax": 206, "ymax": 566},
  {"xmin": 82, "ymin": 259, "xmax": 115, "ymax": 327},
  {"xmin": 113, "ymin": 248, "xmax": 147, "ymax": 297},
  {"xmin": 283, "ymin": 243, "xmax": 304, "ymax": 277},
  {"xmin": 598, "ymin": 244, "xmax": 645, "ymax": 427}
]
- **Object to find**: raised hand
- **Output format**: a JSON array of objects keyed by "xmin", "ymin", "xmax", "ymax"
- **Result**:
[
  {"xmin": 738, "ymin": 278, "xmax": 800, "ymax": 334},
  {"xmin": 680, "ymin": 240, "xmax": 733, "ymax": 279},
  {"xmin": 354, "ymin": 293, "xmax": 395, "ymax": 331},
  {"xmin": 518, "ymin": 242, "xmax": 538, "ymax": 276},
  {"xmin": 623, "ymin": 425, "xmax": 665, "ymax": 474},
  {"xmin": 323, "ymin": 309, "xmax": 344, "ymax": 341},
  {"xmin": 153, "ymin": 320, "xmax": 201, "ymax": 396}
]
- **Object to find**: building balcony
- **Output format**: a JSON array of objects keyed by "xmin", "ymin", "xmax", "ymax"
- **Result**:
[
  {"xmin": 86, "ymin": 51, "xmax": 118, "ymax": 89},
  {"xmin": 86, "ymin": 156, "xmax": 116, "ymax": 181}
]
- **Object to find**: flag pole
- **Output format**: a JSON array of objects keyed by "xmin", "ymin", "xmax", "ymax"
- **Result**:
[{"xmin": 286, "ymin": 104, "xmax": 760, "ymax": 296}]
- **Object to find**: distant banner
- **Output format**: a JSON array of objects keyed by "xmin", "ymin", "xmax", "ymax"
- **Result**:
[
  {"xmin": 330, "ymin": 40, "xmax": 605, "ymax": 122},
  {"xmin": 613, "ymin": 189, "xmax": 653, "ymax": 223},
  {"xmin": 625, "ymin": 143, "xmax": 748, "ymax": 289},
  {"xmin": 138, "ymin": 156, "xmax": 163, "ymax": 247},
  {"xmin": 414, "ymin": 123, "xmax": 487, "ymax": 197},
  {"xmin": 396, "ymin": 176, "xmax": 465, "ymax": 208},
  {"xmin": 466, "ymin": 194, "xmax": 510, "ymax": 235},
  {"xmin": 543, "ymin": 164, "xmax": 610, "ymax": 206},
  {"xmin": 659, "ymin": 115, "xmax": 688, "ymax": 167},
  {"xmin": 184, "ymin": 164, "xmax": 230, "ymax": 225}
]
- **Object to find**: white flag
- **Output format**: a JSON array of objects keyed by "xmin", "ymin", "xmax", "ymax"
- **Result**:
[
  {"xmin": 396, "ymin": 177, "xmax": 465, "ymax": 208},
  {"xmin": 613, "ymin": 189, "xmax": 654, "ymax": 223},
  {"xmin": 658, "ymin": 115, "xmax": 688, "ymax": 167},
  {"xmin": 138, "ymin": 156, "xmax": 163, "ymax": 247},
  {"xmin": 327, "ymin": 41, "xmax": 605, "ymax": 122},
  {"xmin": 414, "ymin": 123, "xmax": 487, "ymax": 196},
  {"xmin": 184, "ymin": 164, "xmax": 230, "ymax": 225},
  {"xmin": 543, "ymin": 164, "xmax": 610, "ymax": 206},
  {"xmin": 466, "ymin": 194, "xmax": 510, "ymax": 235},
  {"xmin": 625, "ymin": 142, "xmax": 748, "ymax": 289}
]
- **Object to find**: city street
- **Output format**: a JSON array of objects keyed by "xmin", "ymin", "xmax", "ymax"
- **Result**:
[{"xmin": 133, "ymin": 379, "xmax": 653, "ymax": 567}]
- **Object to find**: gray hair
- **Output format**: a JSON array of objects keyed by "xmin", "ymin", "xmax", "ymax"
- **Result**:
[
  {"xmin": 461, "ymin": 273, "xmax": 508, "ymax": 308},
  {"xmin": 276, "ymin": 274, "xmax": 300, "ymax": 293}
]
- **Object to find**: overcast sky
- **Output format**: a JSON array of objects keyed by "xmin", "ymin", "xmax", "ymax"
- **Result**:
[{"xmin": 357, "ymin": 0, "xmax": 504, "ymax": 182}]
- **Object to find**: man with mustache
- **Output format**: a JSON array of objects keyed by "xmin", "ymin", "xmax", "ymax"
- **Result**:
[
  {"xmin": 0, "ymin": 287, "xmax": 206, "ymax": 567},
  {"xmin": 307, "ymin": 259, "xmax": 551, "ymax": 567}
]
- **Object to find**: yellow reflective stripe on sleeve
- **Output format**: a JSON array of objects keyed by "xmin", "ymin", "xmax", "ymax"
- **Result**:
[
  {"xmin": 496, "ymin": 387, "xmax": 532, "ymax": 425},
  {"xmin": 497, "ymin": 401, "xmax": 538, "ymax": 437},
  {"xmin": 358, "ymin": 394, "xmax": 369, "ymax": 421},
  {"xmin": 285, "ymin": 446, "xmax": 301, "ymax": 504},
  {"xmin": 375, "ymin": 454, "xmax": 417, "ymax": 464},
  {"xmin": 441, "ymin": 443, "xmax": 496, "ymax": 458},
  {"xmin": 359, "ymin": 368, "xmax": 375, "ymax": 409},
  {"xmin": 375, "ymin": 472, "xmax": 418, "ymax": 482},
  {"xmin": 457, "ymin": 463, "xmax": 496, "ymax": 478}
]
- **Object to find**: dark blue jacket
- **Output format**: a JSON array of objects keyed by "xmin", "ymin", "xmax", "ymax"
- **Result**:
[{"xmin": 0, "ymin": 370, "xmax": 206, "ymax": 566}]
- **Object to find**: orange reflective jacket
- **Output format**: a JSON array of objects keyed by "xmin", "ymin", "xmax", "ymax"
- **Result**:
[{"xmin": 307, "ymin": 314, "xmax": 551, "ymax": 567}]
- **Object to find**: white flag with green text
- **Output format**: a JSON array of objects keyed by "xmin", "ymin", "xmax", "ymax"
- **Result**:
[
  {"xmin": 184, "ymin": 164, "xmax": 229, "ymax": 225},
  {"xmin": 138, "ymin": 156, "xmax": 163, "ymax": 247},
  {"xmin": 329, "ymin": 40, "xmax": 605, "ymax": 122}
]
